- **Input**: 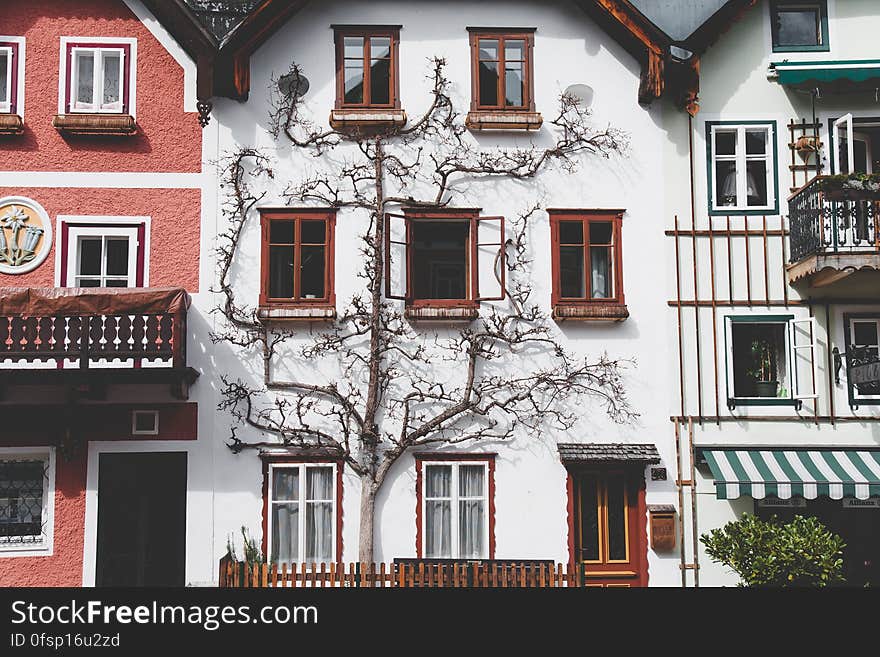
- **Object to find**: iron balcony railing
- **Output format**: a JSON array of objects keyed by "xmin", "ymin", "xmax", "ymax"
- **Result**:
[{"xmin": 788, "ymin": 175, "xmax": 880, "ymax": 263}]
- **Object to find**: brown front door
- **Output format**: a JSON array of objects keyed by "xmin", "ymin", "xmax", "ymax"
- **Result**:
[{"xmin": 571, "ymin": 468, "xmax": 647, "ymax": 587}]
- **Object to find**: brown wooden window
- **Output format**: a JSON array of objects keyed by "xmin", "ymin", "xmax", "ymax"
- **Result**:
[
  {"xmin": 468, "ymin": 29, "xmax": 534, "ymax": 112},
  {"xmin": 549, "ymin": 210, "xmax": 627, "ymax": 320},
  {"xmin": 385, "ymin": 209, "xmax": 506, "ymax": 308},
  {"xmin": 570, "ymin": 469, "xmax": 646, "ymax": 587},
  {"xmin": 333, "ymin": 26, "xmax": 400, "ymax": 109},
  {"xmin": 260, "ymin": 209, "xmax": 336, "ymax": 307}
]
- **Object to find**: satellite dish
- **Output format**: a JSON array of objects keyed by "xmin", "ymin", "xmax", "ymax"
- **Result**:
[
  {"xmin": 278, "ymin": 71, "xmax": 310, "ymax": 98},
  {"xmin": 564, "ymin": 83, "xmax": 594, "ymax": 108}
]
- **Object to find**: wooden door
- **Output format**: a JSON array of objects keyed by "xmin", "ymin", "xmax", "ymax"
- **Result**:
[{"xmin": 571, "ymin": 469, "xmax": 647, "ymax": 587}]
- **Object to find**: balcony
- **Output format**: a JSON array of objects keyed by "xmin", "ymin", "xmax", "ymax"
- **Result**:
[
  {"xmin": 787, "ymin": 175, "xmax": 880, "ymax": 287},
  {"xmin": 0, "ymin": 287, "xmax": 198, "ymax": 399}
]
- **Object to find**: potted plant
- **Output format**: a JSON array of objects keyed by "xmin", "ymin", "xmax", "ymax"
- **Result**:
[
  {"xmin": 817, "ymin": 173, "xmax": 880, "ymax": 201},
  {"xmin": 748, "ymin": 338, "xmax": 778, "ymax": 397}
]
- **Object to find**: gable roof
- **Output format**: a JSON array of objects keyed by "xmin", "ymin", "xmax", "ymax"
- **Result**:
[{"xmin": 142, "ymin": 0, "xmax": 759, "ymax": 115}]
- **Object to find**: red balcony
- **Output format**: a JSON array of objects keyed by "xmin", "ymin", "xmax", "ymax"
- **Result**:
[{"xmin": 0, "ymin": 287, "xmax": 197, "ymax": 399}]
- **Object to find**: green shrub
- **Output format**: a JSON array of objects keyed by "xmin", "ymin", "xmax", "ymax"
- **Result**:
[{"xmin": 700, "ymin": 513, "xmax": 845, "ymax": 587}]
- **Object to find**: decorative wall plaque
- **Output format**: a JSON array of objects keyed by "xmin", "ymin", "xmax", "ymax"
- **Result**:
[{"xmin": 0, "ymin": 197, "xmax": 52, "ymax": 275}]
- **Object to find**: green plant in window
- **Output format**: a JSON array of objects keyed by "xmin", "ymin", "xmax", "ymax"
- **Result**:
[{"xmin": 747, "ymin": 337, "xmax": 779, "ymax": 397}]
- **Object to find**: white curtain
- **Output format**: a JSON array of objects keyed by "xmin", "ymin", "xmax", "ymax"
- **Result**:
[
  {"xmin": 425, "ymin": 466, "xmax": 451, "ymax": 558},
  {"xmin": 102, "ymin": 52, "xmax": 121, "ymax": 106},
  {"xmin": 271, "ymin": 503, "xmax": 298, "ymax": 563},
  {"xmin": 458, "ymin": 466, "xmax": 485, "ymax": 558},
  {"xmin": 590, "ymin": 247, "xmax": 611, "ymax": 298},
  {"xmin": 0, "ymin": 52, "xmax": 8, "ymax": 105},
  {"xmin": 305, "ymin": 467, "xmax": 333, "ymax": 562},
  {"xmin": 76, "ymin": 52, "xmax": 94, "ymax": 105}
]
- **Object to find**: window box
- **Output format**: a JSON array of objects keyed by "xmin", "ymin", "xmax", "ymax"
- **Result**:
[
  {"xmin": 770, "ymin": 1, "xmax": 829, "ymax": 52},
  {"xmin": 385, "ymin": 209, "xmax": 506, "ymax": 319},
  {"xmin": 467, "ymin": 28, "xmax": 540, "ymax": 131},
  {"xmin": 724, "ymin": 315, "xmax": 818, "ymax": 410},
  {"xmin": 415, "ymin": 454, "xmax": 495, "ymax": 560},
  {"xmin": 332, "ymin": 26, "xmax": 402, "ymax": 129},
  {"xmin": 259, "ymin": 208, "xmax": 336, "ymax": 314},
  {"xmin": 263, "ymin": 459, "xmax": 341, "ymax": 565},
  {"xmin": 549, "ymin": 210, "xmax": 627, "ymax": 321},
  {"xmin": 0, "ymin": 38, "xmax": 24, "ymax": 134},
  {"xmin": 707, "ymin": 122, "xmax": 778, "ymax": 215},
  {"xmin": 0, "ymin": 449, "xmax": 55, "ymax": 556},
  {"xmin": 52, "ymin": 113, "xmax": 136, "ymax": 135}
]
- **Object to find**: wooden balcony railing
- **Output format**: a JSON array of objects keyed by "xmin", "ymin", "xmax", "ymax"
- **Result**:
[{"xmin": 788, "ymin": 175, "xmax": 880, "ymax": 262}]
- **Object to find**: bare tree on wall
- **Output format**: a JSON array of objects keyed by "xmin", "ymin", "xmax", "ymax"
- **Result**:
[{"xmin": 213, "ymin": 57, "xmax": 635, "ymax": 562}]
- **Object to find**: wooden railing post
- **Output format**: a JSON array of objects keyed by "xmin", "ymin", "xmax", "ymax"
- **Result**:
[{"xmin": 79, "ymin": 316, "xmax": 90, "ymax": 369}]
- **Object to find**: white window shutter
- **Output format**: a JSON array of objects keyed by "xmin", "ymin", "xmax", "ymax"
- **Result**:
[{"xmin": 790, "ymin": 317, "xmax": 819, "ymax": 400}]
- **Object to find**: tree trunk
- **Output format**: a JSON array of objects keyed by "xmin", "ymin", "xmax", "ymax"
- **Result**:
[{"xmin": 358, "ymin": 478, "xmax": 378, "ymax": 563}]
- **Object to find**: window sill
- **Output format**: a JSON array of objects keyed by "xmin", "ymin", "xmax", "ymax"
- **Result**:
[
  {"xmin": 0, "ymin": 113, "xmax": 24, "ymax": 135},
  {"xmin": 552, "ymin": 303, "xmax": 629, "ymax": 322},
  {"xmin": 52, "ymin": 113, "xmax": 137, "ymax": 135},
  {"xmin": 726, "ymin": 398, "xmax": 803, "ymax": 411},
  {"xmin": 329, "ymin": 108, "xmax": 407, "ymax": 130},
  {"xmin": 405, "ymin": 305, "xmax": 479, "ymax": 322},
  {"xmin": 258, "ymin": 305, "xmax": 337, "ymax": 322},
  {"xmin": 466, "ymin": 111, "xmax": 543, "ymax": 131}
]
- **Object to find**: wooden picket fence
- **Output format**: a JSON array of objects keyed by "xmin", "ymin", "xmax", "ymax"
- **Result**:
[{"xmin": 219, "ymin": 557, "xmax": 588, "ymax": 588}]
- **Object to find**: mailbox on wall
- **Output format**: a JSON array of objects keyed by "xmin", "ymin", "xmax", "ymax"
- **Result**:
[{"xmin": 648, "ymin": 504, "xmax": 676, "ymax": 551}]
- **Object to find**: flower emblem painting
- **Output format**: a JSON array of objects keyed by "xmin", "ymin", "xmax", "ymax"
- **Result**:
[{"xmin": 0, "ymin": 197, "xmax": 53, "ymax": 274}]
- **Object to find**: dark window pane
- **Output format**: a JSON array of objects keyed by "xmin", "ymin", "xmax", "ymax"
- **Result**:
[
  {"xmin": 0, "ymin": 52, "xmax": 8, "ymax": 103},
  {"xmin": 714, "ymin": 130, "xmax": 736, "ymax": 156},
  {"xmin": 344, "ymin": 63, "xmax": 363, "ymax": 104},
  {"xmin": 776, "ymin": 8, "xmax": 821, "ymax": 47},
  {"xmin": 369, "ymin": 37, "xmax": 390, "ymax": 59},
  {"xmin": 504, "ymin": 62, "xmax": 523, "ymax": 107},
  {"xmin": 578, "ymin": 474, "xmax": 599, "ymax": 561},
  {"xmin": 76, "ymin": 278, "xmax": 101, "ymax": 288},
  {"xmin": 370, "ymin": 57, "xmax": 391, "ymax": 105},
  {"xmin": 746, "ymin": 129, "xmax": 767, "ymax": 155},
  {"xmin": 590, "ymin": 246, "xmax": 612, "ymax": 299},
  {"xmin": 746, "ymin": 160, "xmax": 768, "ymax": 206},
  {"xmin": 300, "ymin": 245, "xmax": 326, "ymax": 299},
  {"xmin": 732, "ymin": 322, "xmax": 787, "ymax": 397},
  {"xmin": 715, "ymin": 160, "xmax": 737, "ymax": 206},
  {"xmin": 559, "ymin": 221, "xmax": 583, "ymax": 244},
  {"xmin": 479, "ymin": 60, "xmax": 498, "ymax": 106},
  {"xmin": 505, "ymin": 39, "xmax": 525, "ymax": 61},
  {"xmin": 105, "ymin": 279, "xmax": 128, "ymax": 288},
  {"xmin": 269, "ymin": 245, "xmax": 295, "ymax": 298},
  {"xmin": 300, "ymin": 220, "xmax": 326, "ymax": 244},
  {"xmin": 559, "ymin": 246, "xmax": 585, "ymax": 298},
  {"xmin": 606, "ymin": 475, "xmax": 627, "ymax": 561},
  {"xmin": 412, "ymin": 221, "xmax": 469, "ymax": 300},
  {"xmin": 588, "ymin": 221, "xmax": 613, "ymax": 245},
  {"xmin": 343, "ymin": 36, "xmax": 364, "ymax": 59},
  {"xmin": 270, "ymin": 220, "xmax": 295, "ymax": 244},
  {"xmin": 105, "ymin": 238, "xmax": 129, "ymax": 276},
  {"xmin": 853, "ymin": 321, "xmax": 879, "ymax": 346},
  {"xmin": 478, "ymin": 39, "xmax": 498, "ymax": 61},
  {"xmin": 78, "ymin": 238, "xmax": 102, "ymax": 276}
]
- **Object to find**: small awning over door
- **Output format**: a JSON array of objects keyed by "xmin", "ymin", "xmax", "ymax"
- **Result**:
[
  {"xmin": 702, "ymin": 449, "xmax": 880, "ymax": 500},
  {"xmin": 772, "ymin": 60, "xmax": 880, "ymax": 93}
]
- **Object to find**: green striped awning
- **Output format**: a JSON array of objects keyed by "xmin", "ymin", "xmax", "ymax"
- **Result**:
[
  {"xmin": 772, "ymin": 60, "xmax": 880, "ymax": 93},
  {"xmin": 703, "ymin": 449, "xmax": 880, "ymax": 501}
]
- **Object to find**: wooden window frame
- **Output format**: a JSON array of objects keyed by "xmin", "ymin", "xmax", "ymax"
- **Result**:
[
  {"xmin": 64, "ymin": 42, "xmax": 133, "ymax": 115},
  {"xmin": 468, "ymin": 28, "xmax": 536, "ymax": 113},
  {"xmin": 333, "ymin": 26, "xmax": 400, "ymax": 110},
  {"xmin": 259, "ymin": 208, "xmax": 337, "ymax": 308},
  {"xmin": 414, "ymin": 453, "xmax": 496, "ymax": 560},
  {"xmin": 770, "ymin": 0, "xmax": 829, "ymax": 53},
  {"xmin": 261, "ymin": 457, "xmax": 343, "ymax": 565},
  {"xmin": 549, "ymin": 209, "xmax": 625, "ymax": 307},
  {"xmin": 566, "ymin": 466, "xmax": 647, "ymax": 587},
  {"xmin": 0, "ymin": 40, "xmax": 21, "ymax": 116},
  {"xmin": 385, "ymin": 208, "xmax": 506, "ymax": 308}
]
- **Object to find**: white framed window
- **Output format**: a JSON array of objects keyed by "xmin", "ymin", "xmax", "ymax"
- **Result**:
[
  {"xmin": 724, "ymin": 315, "xmax": 818, "ymax": 407},
  {"xmin": 421, "ymin": 461, "xmax": 489, "ymax": 559},
  {"xmin": 268, "ymin": 463, "xmax": 336, "ymax": 564},
  {"xmin": 708, "ymin": 123, "xmax": 777, "ymax": 213},
  {"xmin": 60, "ymin": 38, "xmax": 136, "ymax": 116},
  {"xmin": 847, "ymin": 317, "xmax": 880, "ymax": 403},
  {"xmin": 67, "ymin": 225, "xmax": 139, "ymax": 288},
  {"xmin": 0, "ymin": 448, "xmax": 55, "ymax": 556},
  {"xmin": 0, "ymin": 37, "xmax": 25, "ymax": 116},
  {"xmin": 131, "ymin": 410, "xmax": 159, "ymax": 436}
]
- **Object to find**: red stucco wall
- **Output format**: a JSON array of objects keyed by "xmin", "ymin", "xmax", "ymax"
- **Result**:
[
  {"xmin": 0, "ymin": 0, "xmax": 201, "ymax": 173},
  {"xmin": 0, "ymin": 187, "xmax": 201, "ymax": 291},
  {"xmin": 0, "ymin": 451, "xmax": 87, "ymax": 587}
]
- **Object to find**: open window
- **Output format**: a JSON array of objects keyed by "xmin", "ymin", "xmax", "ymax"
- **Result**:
[
  {"xmin": 385, "ymin": 210, "xmax": 505, "ymax": 319},
  {"xmin": 259, "ymin": 209, "xmax": 336, "ymax": 320},
  {"xmin": 724, "ymin": 315, "xmax": 817, "ymax": 409}
]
